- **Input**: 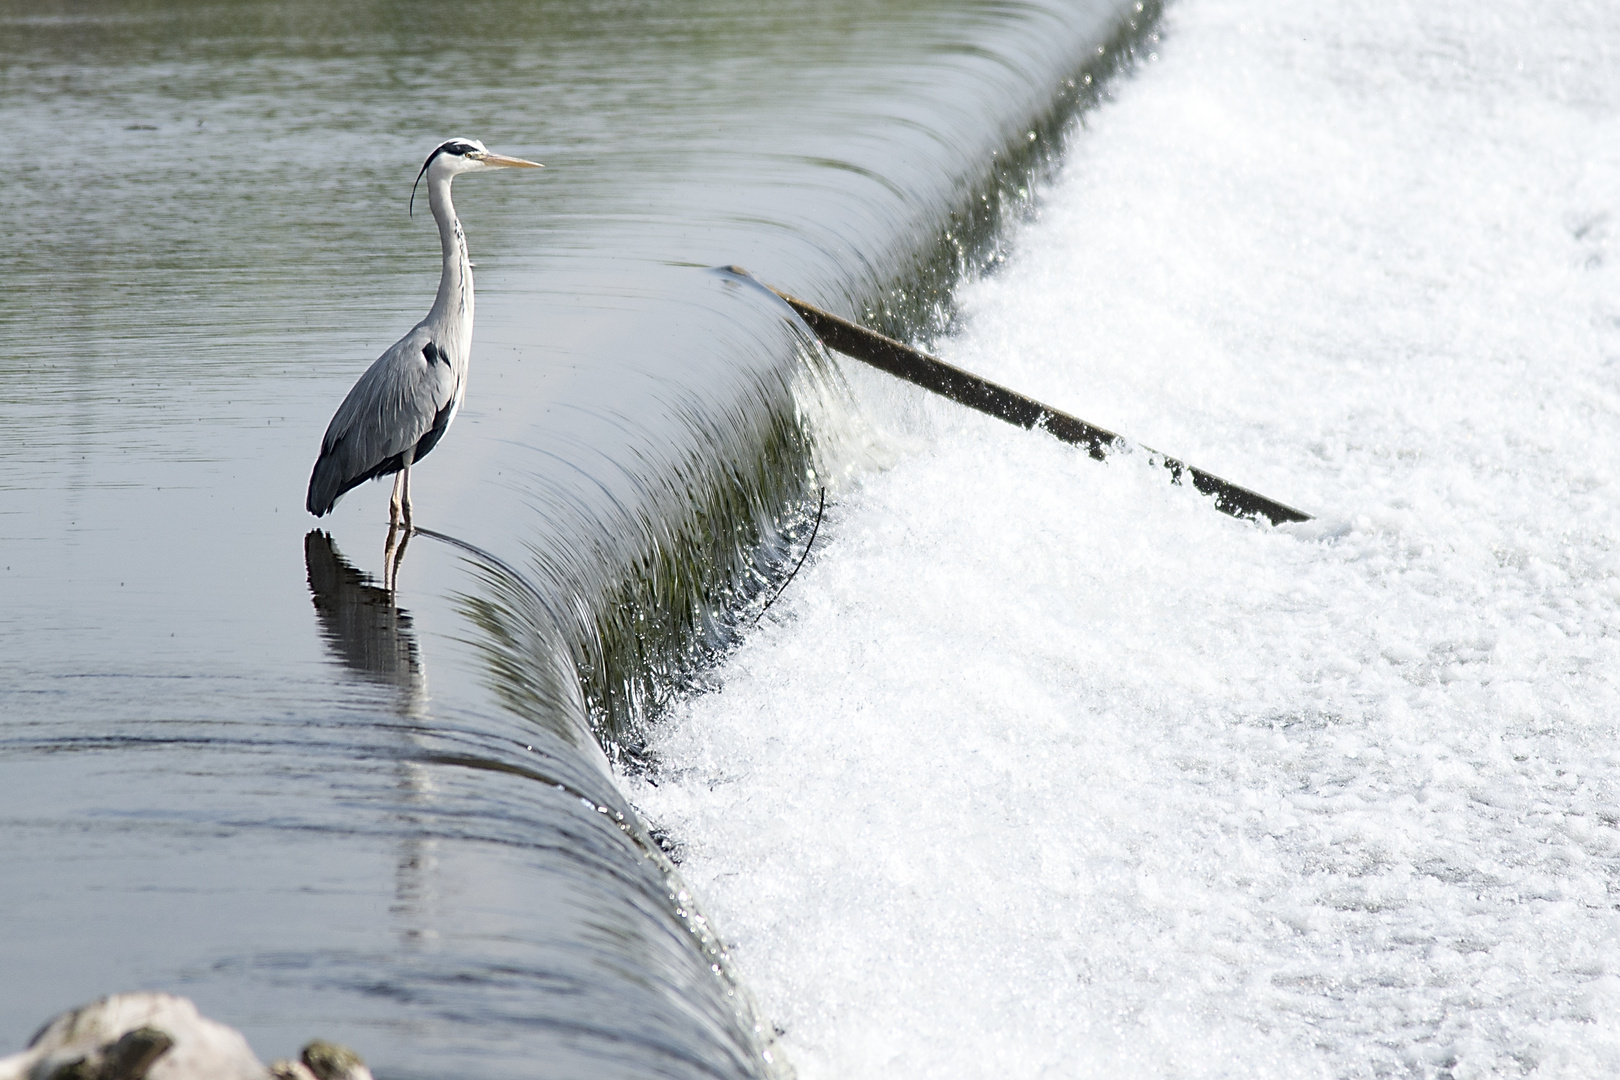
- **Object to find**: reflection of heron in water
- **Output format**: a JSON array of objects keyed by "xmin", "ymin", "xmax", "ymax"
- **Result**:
[
  {"xmin": 304, "ymin": 530, "xmax": 422, "ymax": 697},
  {"xmin": 305, "ymin": 138, "xmax": 541, "ymax": 529},
  {"xmin": 303, "ymin": 530, "xmax": 438, "ymax": 949}
]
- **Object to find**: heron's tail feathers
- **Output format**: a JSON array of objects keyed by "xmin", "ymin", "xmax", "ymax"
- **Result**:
[
  {"xmin": 307, "ymin": 441, "xmax": 407, "ymax": 517},
  {"xmin": 306, "ymin": 456, "xmax": 341, "ymax": 517}
]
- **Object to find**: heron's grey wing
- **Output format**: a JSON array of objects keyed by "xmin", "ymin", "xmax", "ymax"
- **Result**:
[{"xmin": 306, "ymin": 326, "xmax": 459, "ymax": 515}]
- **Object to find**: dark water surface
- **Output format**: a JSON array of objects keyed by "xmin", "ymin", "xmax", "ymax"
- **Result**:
[{"xmin": 0, "ymin": 0, "xmax": 1144, "ymax": 1075}]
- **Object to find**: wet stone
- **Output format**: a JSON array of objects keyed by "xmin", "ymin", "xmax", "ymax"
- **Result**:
[{"xmin": 0, "ymin": 995, "xmax": 369, "ymax": 1080}]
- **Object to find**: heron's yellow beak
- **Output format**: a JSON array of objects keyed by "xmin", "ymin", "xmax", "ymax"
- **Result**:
[{"xmin": 476, "ymin": 152, "xmax": 543, "ymax": 169}]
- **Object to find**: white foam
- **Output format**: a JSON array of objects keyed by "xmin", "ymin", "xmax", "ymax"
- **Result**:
[{"xmin": 632, "ymin": 0, "xmax": 1620, "ymax": 1075}]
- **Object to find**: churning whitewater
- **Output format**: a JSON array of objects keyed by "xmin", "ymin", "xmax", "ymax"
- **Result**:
[{"xmin": 633, "ymin": 0, "xmax": 1620, "ymax": 1076}]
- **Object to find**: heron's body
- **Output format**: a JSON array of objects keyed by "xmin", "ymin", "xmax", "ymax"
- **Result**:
[{"xmin": 306, "ymin": 138, "xmax": 540, "ymax": 524}]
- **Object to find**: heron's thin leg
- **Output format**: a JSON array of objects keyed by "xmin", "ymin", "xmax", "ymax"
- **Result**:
[
  {"xmin": 389, "ymin": 470, "xmax": 405, "ymax": 527},
  {"xmin": 401, "ymin": 462, "xmax": 414, "ymax": 528}
]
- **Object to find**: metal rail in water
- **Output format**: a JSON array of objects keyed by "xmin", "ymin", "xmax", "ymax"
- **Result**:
[{"xmin": 751, "ymin": 276, "xmax": 1312, "ymax": 527}]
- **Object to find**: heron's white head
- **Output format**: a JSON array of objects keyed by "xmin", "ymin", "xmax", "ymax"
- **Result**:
[{"xmin": 410, "ymin": 137, "xmax": 542, "ymax": 214}]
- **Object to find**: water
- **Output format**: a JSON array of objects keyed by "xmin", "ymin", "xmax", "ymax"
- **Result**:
[
  {"xmin": 0, "ymin": 0, "xmax": 1147, "ymax": 1075},
  {"xmin": 633, "ymin": 1, "xmax": 1620, "ymax": 1077}
]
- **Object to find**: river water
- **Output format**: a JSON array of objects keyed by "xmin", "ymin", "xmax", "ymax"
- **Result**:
[
  {"xmin": 0, "ymin": 0, "xmax": 1148, "ymax": 1076},
  {"xmin": 636, "ymin": 1, "xmax": 1620, "ymax": 1077}
]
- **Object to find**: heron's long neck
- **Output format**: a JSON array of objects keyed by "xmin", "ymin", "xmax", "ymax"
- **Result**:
[{"xmin": 426, "ymin": 175, "xmax": 472, "ymax": 332}]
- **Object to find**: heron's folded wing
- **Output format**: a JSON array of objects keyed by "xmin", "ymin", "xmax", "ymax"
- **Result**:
[{"xmin": 322, "ymin": 326, "xmax": 458, "ymax": 470}]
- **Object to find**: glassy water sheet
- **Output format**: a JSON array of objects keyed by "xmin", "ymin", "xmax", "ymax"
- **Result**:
[
  {"xmin": 0, "ymin": 275, "xmax": 807, "ymax": 1075},
  {"xmin": 0, "ymin": 533, "xmax": 773, "ymax": 1080}
]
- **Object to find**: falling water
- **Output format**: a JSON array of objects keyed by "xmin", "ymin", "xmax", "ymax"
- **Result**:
[{"xmin": 636, "ymin": 1, "xmax": 1620, "ymax": 1076}]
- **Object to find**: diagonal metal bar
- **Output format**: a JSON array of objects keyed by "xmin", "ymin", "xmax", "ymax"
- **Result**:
[{"xmin": 767, "ymin": 286, "xmax": 1312, "ymax": 527}]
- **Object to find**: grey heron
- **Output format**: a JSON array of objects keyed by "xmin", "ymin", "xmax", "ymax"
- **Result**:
[{"xmin": 306, "ymin": 137, "xmax": 541, "ymax": 526}]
